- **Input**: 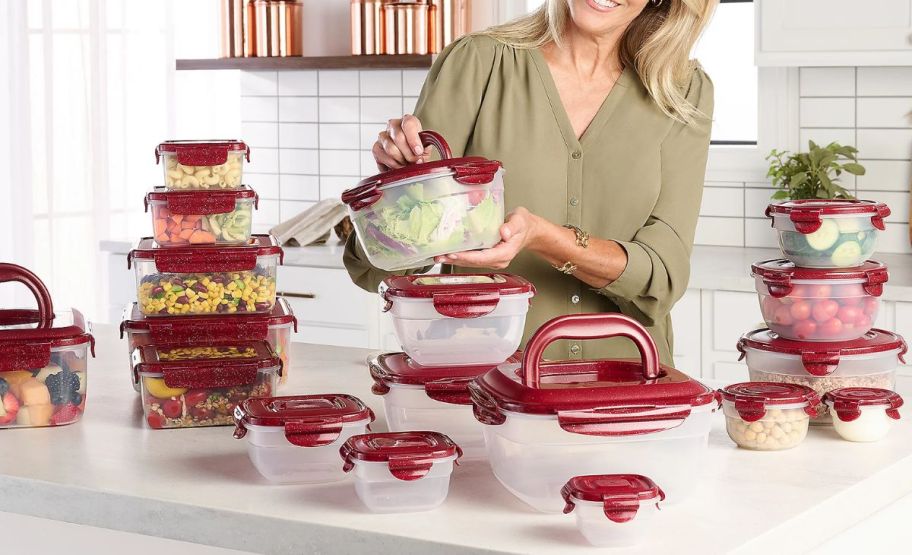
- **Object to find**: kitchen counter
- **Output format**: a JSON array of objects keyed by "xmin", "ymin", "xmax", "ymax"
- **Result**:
[{"xmin": 2, "ymin": 326, "xmax": 911, "ymax": 554}]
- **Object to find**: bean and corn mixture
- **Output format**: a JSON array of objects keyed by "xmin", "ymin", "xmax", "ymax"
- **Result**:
[
  {"xmin": 158, "ymin": 346, "xmax": 258, "ymax": 361},
  {"xmin": 138, "ymin": 270, "xmax": 276, "ymax": 316}
]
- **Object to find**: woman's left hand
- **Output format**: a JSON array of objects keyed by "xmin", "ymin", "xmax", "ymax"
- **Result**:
[{"xmin": 434, "ymin": 207, "xmax": 539, "ymax": 269}]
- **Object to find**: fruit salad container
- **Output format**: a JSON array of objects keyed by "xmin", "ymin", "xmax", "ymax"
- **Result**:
[
  {"xmin": 561, "ymin": 475, "xmax": 665, "ymax": 548},
  {"xmin": 737, "ymin": 328, "xmax": 906, "ymax": 424},
  {"xmin": 469, "ymin": 313, "xmax": 718, "ymax": 513},
  {"xmin": 146, "ymin": 186, "xmax": 258, "ymax": 246},
  {"xmin": 719, "ymin": 382, "xmax": 820, "ymax": 450},
  {"xmin": 766, "ymin": 200, "xmax": 890, "ymax": 268},
  {"xmin": 0, "ymin": 264, "xmax": 94, "ymax": 429},
  {"xmin": 121, "ymin": 298, "xmax": 296, "ymax": 390},
  {"xmin": 381, "ymin": 273, "xmax": 534, "ymax": 366},
  {"xmin": 823, "ymin": 387, "xmax": 903, "ymax": 442},
  {"xmin": 752, "ymin": 259, "xmax": 887, "ymax": 341},
  {"xmin": 156, "ymin": 140, "xmax": 249, "ymax": 190},
  {"xmin": 340, "ymin": 431, "xmax": 462, "ymax": 513},
  {"xmin": 129, "ymin": 235, "xmax": 282, "ymax": 317},
  {"xmin": 341, "ymin": 131, "xmax": 505, "ymax": 271},
  {"xmin": 133, "ymin": 341, "xmax": 280, "ymax": 429},
  {"xmin": 369, "ymin": 352, "xmax": 520, "ymax": 459},
  {"xmin": 234, "ymin": 394, "xmax": 375, "ymax": 483}
]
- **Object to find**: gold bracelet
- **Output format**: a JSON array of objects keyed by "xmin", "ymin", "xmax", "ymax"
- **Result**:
[
  {"xmin": 554, "ymin": 261, "xmax": 578, "ymax": 275},
  {"xmin": 563, "ymin": 224, "xmax": 590, "ymax": 248}
]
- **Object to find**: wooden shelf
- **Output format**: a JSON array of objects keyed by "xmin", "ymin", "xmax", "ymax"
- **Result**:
[{"xmin": 176, "ymin": 55, "xmax": 433, "ymax": 71}]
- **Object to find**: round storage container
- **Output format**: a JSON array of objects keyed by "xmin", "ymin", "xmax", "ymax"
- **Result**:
[
  {"xmin": 719, "ymin": 382, "xmax": 820, "ymax": 450},
  {"xmin": 342, "ymin": 131, "xmax": 505, "ymax": 271},
  {"xmin": 752, "ymin": 259, "xmax": 887, "ymax": 341},
  {"xmin": 823, "ymin": 387, "xmax": 903, "ymax": 442},
  {"xmin": 156, "ymin": 140, "xmax": 249, "ymax": 190},
  {"xmin": 766, "ymin": 199, "xmax": 890, "ymax": 268},
  {"xmin": 381, "ymin": 273, "xmax": 534, "ymax": 366},
  {"xmin": 146, "ymin": 186, "xmax": 258, "ymax": 246},
  {"xmin": 561, "ymin": 475, "xmax": 665, "ymax": 548},
  {"xmin": 737, "ymin": 328, "xmax": 906, "ymax": 424}
]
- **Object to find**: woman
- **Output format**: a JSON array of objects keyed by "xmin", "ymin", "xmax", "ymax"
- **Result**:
[{"xmin": 345, "ymin": 0, "xmax": 717, "ymax": 364}]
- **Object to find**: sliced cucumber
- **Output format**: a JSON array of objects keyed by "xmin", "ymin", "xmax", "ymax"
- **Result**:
[
  {"xmin": 805, "ymin": 219, "xmax": 840, "ymax": 251},
  {"xmin": 836, "ymin": 217, "xmax": 864, "ymax": 233},
  {"xmin": 831, "ymin": 240, "xmax": 863, "ymax": 266}
]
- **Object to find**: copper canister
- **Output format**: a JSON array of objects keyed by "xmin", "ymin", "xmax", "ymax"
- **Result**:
[
  {"xmin": 383, "ymin": 3, "xmax": 398, "ymax": 55},
  {"xmin": 410, "ymin": 2, "xmax": 428, "ymax": 55},
  {"xmin": 427, "ymin": 2, "xmax": 438, "ymax": 54},
  {"xmin": 254, "ymin": 0, "xmax": 302, "ymax": 57},
  {"xmin": 429, "ymin": 0, "xmax": 469, "ymax": 52},
  {"xmin": 351, "ymin": 0, "xmax": 364, "ymax": 55},
  {"xmin": 219, "ymin": 0, "xmax": 256, "ymax": 58}
]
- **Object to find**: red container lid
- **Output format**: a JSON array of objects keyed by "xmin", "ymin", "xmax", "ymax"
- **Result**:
[
  {"xmin": 133, "ymin": 340, "xmax": 281, "ymax": 389},
  {"xmin": 382, "ymin": 273, "xmax": 535, "ymax": 318},
  {"xmin": 470, "ymin": 314, "xmax": 718, "ymax": 437},
  {"xmin": 737, "ymin": 328, "xmax": 907, "ymax": 377},
  {"xmin": 233, "ymin": 394, "xmax": 375, "ymax": 447},
  {"xmin": 369, "ymin": 352, "xmax": 521, "ymax": 405},
  {"xmin": 751, "ymin": 259, "xmax": 888, "ymax": 297},
  {"xmin": 145, "ymin": 186, "xmax": 258, "ymax": 215},
  {"xmin": 128, "ymin": 234, "xmax": 283, "ymax": 273},
  {"xmin": 341, "ymin": 131, "xmax": 503, "ymax": 212},
  {"xmin": 561, "ymin": 475, "xmax": 665, "ymax": 523},
  {"xmin": 340, "ymin": 431, "xmax": 462, "ymax": 481},
  {"xmin": 0, "ymin": 264, "xmax": 95, "ymax": 372},
  {"xmin": 155, "ymin": 140, "xmax": 250, "ymax": 166},
  {"xmin": 720, "ymin": 382, "xmax": 820, "ymax": 422},
  {"xmin": 823, "ymin": 387, "xmax": 904, "ymax": 422},
  {"xmin": 766, "ymin": 199, "xmax": 890, "ymax": 234},
  {"xmin": 120, "ymin": 297, "xmax": 297, "ymax": 342}
]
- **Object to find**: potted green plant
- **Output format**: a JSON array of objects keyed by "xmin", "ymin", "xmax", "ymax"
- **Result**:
[{"xmin": 766, "ymin": 141, "xmax": 866, "ymax": 200}]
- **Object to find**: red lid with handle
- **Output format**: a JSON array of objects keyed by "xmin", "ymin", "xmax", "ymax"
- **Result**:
[
  {"xmin": 561, "ymin": 474, "xmax": 665, "ymax": 523},
  {"xmin": 369, "ymin": 352, "xmax": 521, "ymax": 405},
  {"xmin": 751, "ymin": 259, "xmax": 888, "ymax": 297},
  {"xmin": 469, "ymin": 313, "xmax": 717, "ymax": 437},
  {"xmin": 128, "ymin": 234, "xmax": 283, "ymax": 273},
  {"xmin": 823, "ymin": 387, "xmax": 904, "ymax": 422},
  {"xmin": 145, "ymin": 185, "xmax": 258, "ymax": 215},
  {"xmin": 737, "ymin": 328, "xmax": 907, "ymax": 377},
  {"xmin": 382, "ymin": 273, "xmax": 535, "ymax": 318},
  {"xmin": 0, "ymin": 263, "xmax": 95, "ymax": 372},
  {"xmin": 155, "ymin": 140, "xmax": 250, "ymax": 166},
  {"xmin": 233, "ymin": 394, "xmax": 375, "ymax": 447},
  {"xmin": 340, "ymin": 431, "xmax": 462, "ymax": 481},
  {"xmin": 720, "ymin": 382, "xmax": 821, "ymax": 422},
  {"xmin": 341, "ymin": 131, "xmax": 503, "ymax": 212},
  {"xmin": 766, "ymin": 199, "xmax": 890, "ymax": 233},
  {"xmin": 133, "ymin": 340, "xmax": 281, "ymax": 388}
]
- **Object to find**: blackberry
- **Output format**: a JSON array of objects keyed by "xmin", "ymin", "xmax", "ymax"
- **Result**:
[
  {"xmin": 45, "ymin": 369, "xmax": 81, "ymax": 405},
  {"xmin": 0, "ymin": 377, "xmax": 8, "ymax": 396}
]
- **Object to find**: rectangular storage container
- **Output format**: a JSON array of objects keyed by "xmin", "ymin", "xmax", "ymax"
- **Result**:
[
  {"xmin": 561, "ymin": 475, "xmax": 665, "ymax": 548},
  {"xmin": 146, "ymin": 186, "xmax": 258, "ymax": 246},
  {"xmin": 156, "ymin": 140, "xmax": 249, "ymax": 190}
]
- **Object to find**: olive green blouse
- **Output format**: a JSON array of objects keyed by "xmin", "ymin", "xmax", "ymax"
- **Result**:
[{"xmin": 344, "ymin": 35, "xmax": 714, "ymax": 366}]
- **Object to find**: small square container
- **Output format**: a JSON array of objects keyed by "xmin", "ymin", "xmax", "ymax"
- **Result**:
[
  {"xmin": 719, "ymin": 382, "xmax": 820, "ymax": 450},
  {"xmin": 752, "ymin": 259, "xmax": 887, "ymax": 341},
  {"xmin": 340, "ymin": 431, "xmax": 462, "ymax": 513},
  {"xmin": 146, "ymin": 186, "xmax": 258, "ymax": 246},
  {"xmin": 823, "ymin": 387, "xmax": 903, "ymax": 442},
  {"xmin": 0, "ymin": 264, "xmax": 95, "ymax": 429},
  {"xmin": 128, "ymin": 235, "xmax": 282, "ymax": 317},
  {"xmin": 766, "ymin": 200, "xmax": 890, "ymax": 268},
  {"xmin": 561, "ymin": 475, "xmax": 665, "ymax": 548},
  {"xmin": 381, "ymin": 273, "xmax": 534, "ymax": 366},
  {"xmin": 120, "ymin": 298, "xmax": 297, "ymax": 391},
  {"xmin": 156, "ymin": 140, "xmax": 249, "ymax": 190},
  {"xmin": 133, "ymin": 341, "xmax": 280, "ymax": 429},
  {"xmin": 233, "ymin": 394, "xmax": 375, "ymax": 483}
]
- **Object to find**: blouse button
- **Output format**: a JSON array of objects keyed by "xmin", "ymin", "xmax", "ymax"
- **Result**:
[
  {"xmin": 570, "ymin": 344, "xmax": 581, "ymax": 355},
  {"xmin": 569, "ymin": 197, "xmax": 579, "ymax": 206},
  {"xmin": 571, "ymin": 150, "xmax": 582, "ymax": 159},
  {"xmin": 571, "ymin": 294, "xmax": 580, "ymax": 304}
]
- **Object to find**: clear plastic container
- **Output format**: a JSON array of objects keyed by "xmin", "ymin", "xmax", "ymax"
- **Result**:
[
  {"xmin": 753, "ymin": 260, "xmax": 886, "ymax": 342},
  {"xmin": 146, "ymin": 186, "xmax": 258, "ymax": 246},
  {"xmin": 824, "ymin": 387, "xmax": 903, "ymax": 442},
  {"xmin": 766, "ymin": 200, "xmax": 890, "ymax": 268},
  {"xmin": 719, "ymin": 382, "xmax": 820, "ymax": 451},
  {"xmin": 340, "ymin": 431, "xmax": 461, "ymax": 513},
  {"xmin": 381, "ymin": 274, "xmax": 534, "ymax": 366},
  {"xmin": 561, "ymin": 475, "xmax": 665, "ymax": 548},
  {"xmin": 156, "ymin": 140, "xmax": 249, "ymax": 190},
  {"xmin": 134, "ymin": 341, "xmax": 280, "ymax": 429},
  {"xmin": 342, "ymin": 131, "xmax": 505, "ymax": 271},
  {"xmin": 233, "ymin": 395, "xmax": 374, "ymax": 483},
  {"xmin": 128, "ymin": 235, "xmax": 282, "ymax": 317}
]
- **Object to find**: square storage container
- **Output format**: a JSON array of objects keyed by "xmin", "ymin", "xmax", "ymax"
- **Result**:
[
  {"xmin": 128, "ymin": 235, "xmax": 282, "ymax": 317},
  {"xmin": 340, "ymin": 431, "xmax": 462, "ymax": 513},
  {"xmin": 234, "ymin": 394, "xmax": 375, "ymax": 483},
  {"xmin": 823, "ymin": 387, "xmax": 903, "ymax": 442},
  {"xmin": 146, "ymin": 186, "xmax": 258, "ymax": 246},
  {"xmin": 561, "ymin": 475, "xmax": 665, "ymax": 548},
  {"xmin": 381, "ymin": 273, "xmax": 534, "ymax": 366},
  {"xmin": 719, "ymin": 382, "xmax": 820, "ymax": 450},
  {"xmin": 156, "ymin": 140, "xmax": 249, "ymax": 190},
  {"xmin": 133, "ymin": 341, "xmax": 280, "ymax": 429},
  {"xmin": 342, "ymin": 131, "xmax": 505, "ymax": 271}
]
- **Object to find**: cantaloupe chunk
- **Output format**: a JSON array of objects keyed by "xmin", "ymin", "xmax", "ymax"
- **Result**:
[
  {"xmin": 28, "ymin": 404, "xmax": 54, "ymax": 426},
  {"xmin": 183, "ymin": 215, "xmax": 202, "ymax": 225},
  {"xmin": 178, "ymin": 227, "xmax": 195, "ymax": 240},
  {"xmin": 170, "ymin": 214, "xmax": 184, "ymax": 225},
  {"xmin": 19, "ymin": 378, "xmax": 51, "ymax": 406},
  {"xmin": 153, "ymin": 218, "xmax": 167, "ymax": 236},
  {"xmin": 189, "ymin": 230, "xmax": 216, "ymax": 244}
]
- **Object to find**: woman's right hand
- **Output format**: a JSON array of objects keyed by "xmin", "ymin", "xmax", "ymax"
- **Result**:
[{"xmin": 372, "ymin": 114, "xmax": 427, "ymax": 170}]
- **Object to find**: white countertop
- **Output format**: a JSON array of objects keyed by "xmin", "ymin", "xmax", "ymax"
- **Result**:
[{"xmin": 2, "ymin": 326, "xmax": 912, "ymax": 554}]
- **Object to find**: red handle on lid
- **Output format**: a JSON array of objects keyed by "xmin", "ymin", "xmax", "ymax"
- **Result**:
[
  {"xmin": 800, "ymin": 351, "xmax": 841, "ymax": 376},
  {"xmin": 872, "ymin": 204, "xmax": 890, "ymax": 230},
  {"xmin": 521, "ymin": 313, "xmax": 660, "ymax": 389},
  {"xmin": 557, "ymin": 405, "xmax": 692, "ymax": 436},
  {"xmin": 424, "ymin": 377, "xmax": 474, "ymax": 405},
  {"xmin": 431, "ymin": 291, "xmax": 500, "ymax": 318},
  {"xmin": 284, "ymin": 417, "xmax": 343, "ymax": 447},
  {"xmin": 789, "ymin": 210, "xmax": 824, "ymax": 234},
  {"xmin": 418, "ymin": 130, "xmax": 452, "ymax": 160},
  {"xmin": 0, "ymin": 263, "xmax": 54, "ymax": 329}
]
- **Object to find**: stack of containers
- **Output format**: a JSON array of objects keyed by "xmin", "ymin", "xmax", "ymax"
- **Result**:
[
  {"xmin": 121, "ymin": 140, "xmax": 295, "ymax": 429},
  {"xmin": 736, "ymin": 199, "xmax": 907, "ymax": 426}
]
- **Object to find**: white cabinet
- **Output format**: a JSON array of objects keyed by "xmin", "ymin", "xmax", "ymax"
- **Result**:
[
  {"xmin": 700, "ymin": 290, "xmax": 764, "ymax": 383},
  {"xmin": 671, "ymin": 289, "xmax": 701, "ymax": 376},
  {"xmin": 757, "ymin": 0, "xmax": 912, "ymax": 66}
]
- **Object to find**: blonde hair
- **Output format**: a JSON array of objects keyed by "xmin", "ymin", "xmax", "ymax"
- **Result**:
[{"xmin": 480, "ymin": 0, "xmax": 718, "ymax": 124}]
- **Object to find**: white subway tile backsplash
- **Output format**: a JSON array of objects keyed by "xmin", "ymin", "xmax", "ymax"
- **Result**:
[
  {"xmin": 247, "ymin": 148, "xmax": 278, "ymax": 174},
  {"xmin": 871, "ymin": 191, "xmax": 910, "ymax": 223},
  {"xmin": 321, "ymin": 176, "xmax": 359, "ymax": 200},
  {"xmin": 402, "ymin": 70, "xmax": 428, "ymax": 97},
  {"xmin": 799, "ymin": 98, "xmax": 855, "ymax": 128},
  {"xmin": 856, "ymin": 98, "xmax": 912, "ymax": 129},
  {"xmin": 256, "ymin": 199, "xmax": 280, "ymax": 227},
  {"xmin": 360, "ymin": 97, "xmax": 403, "ymax": 123},
  {"xmin": 745, "ymin": 218, "xmax": 779, "ymax": 249},
  {"xmin": 241, "ymin": 122, "xmax": 278, "ymax": 148},
  {"xmin": 280, "ymin": 200, "xmax": 316, "ymax": 222},
  {"xmin": 241, "ymin": 96, "xmax": 278, "ymax": 122},
  {"xmin": 403, "ymin": 96, "xmax": 420, "ymax": 115},
  {"xmin": 278, "ymin": 123, "xmax": 319, "ymax": 149},
  {"xmin": 694, "ymin": 217, "xmax": 744, "ymax": 247},
  {"xmin": 857, "ymin": 67, "xmax": 912, "ymax": 97},
  {"xmin": 360, "ymin": 124, "xmax": 381, "ymax": 150},
  {"xmin": 280, "ymin": 174, "xmax": 320, "ymax": 201},
  {"xmin": 361, "ymin": 150, "xmax": 380, "ymax": 177},
  {"xmin": 799, "ymin": 128, "xmax": 856, "ymax": 149},
  {"xmin": 279, "ymin": 148, "xmax": 319, "ymax": 175},
  {"xmin": 278, "ymin": 71, "xmax": 318, "ymax": 96},
  {"xmin": 799, "ymin": 67, "xmax": 855, "ymax": 97},
  {"xmin": 319, "ymin": 70, "xmax": 359, "ymax": 96},
  {"xmin": 700, "ymin": 188, "xmax": 743, "ymax": 217},
  {"xmin": 877, "ymin": 223, "xmax": 912, "ymax": 254},
  {"xmin": 856, "ymin": 129, "xmax": 912, "ymax": 160},
  {"xmin": 241, "ymin": 71, "xmax": 278, "ymax": 96},
  {"xmin": 857, "ymin": 160, "xmax": 912, "ymax": 191},
  {"xmin": 248, "ymin": 173, "xmax": 279, "ymax": 199},
  {"xmin": 704, "ymin": 181, "xmax": 744, "ymax": 188},
  {"xmin": 360, "ymin": 70, "xmax": 403, "ymax": 96},
  {"xmin": 744, "ymin": 187, "xmax": 776, "ymax": 219},
  {"xmin": 319, "ymin": 123, "xmax": 360, "ymax": 150},
  {"xmin": 319, "ymin": 97, "xmax": 359, "ymax": 123},
  {"xmin": 320, "ymin": 149, "xmax": 361, "ymax": 176},
  {"xmin": 278, "ymin": 97, "xmax": 318, "ymax": 122}
]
